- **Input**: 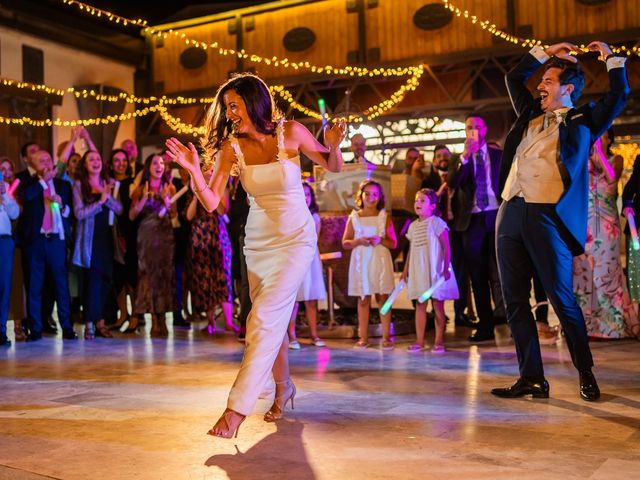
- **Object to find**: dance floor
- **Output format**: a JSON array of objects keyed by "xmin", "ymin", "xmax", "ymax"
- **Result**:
[{"xmin": 1, "ymin": 316, "xmax": 639, "ymax": 480}]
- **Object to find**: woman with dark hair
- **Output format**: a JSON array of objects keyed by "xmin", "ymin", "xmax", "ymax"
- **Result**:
[
  {"xmin": 105, "ymin": 149, "xmax": 135, "ymax": 329},
  {"xmin": 129, "ymin": 153, "xmax": 176, "ymax": 337},
  {"xmin": 166, "ymin": 73, "xmax": 346, "ymax": 438},
  {"xmin": 573, "ymin": 129, "xmax": 639, "ymax": 339},
  {"xmin": 72, "ymin": 151, "xmax": 122, "ymax": 339}
]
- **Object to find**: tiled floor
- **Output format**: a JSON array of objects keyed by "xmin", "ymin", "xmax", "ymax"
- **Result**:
[{"xmin": 1, "ymin": 318, "xmax": 639, "ymax": 480}]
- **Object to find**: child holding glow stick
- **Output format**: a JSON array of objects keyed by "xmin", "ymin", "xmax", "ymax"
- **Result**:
[
  {"xmin": 401, "ymin": 189, "xmax": 458, "ymax": 353},
  {"xmin": 342, "ymin": 179, "xmax": 397, "ymax": 350}
]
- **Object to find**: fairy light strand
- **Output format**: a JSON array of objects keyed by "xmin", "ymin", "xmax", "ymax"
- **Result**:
[
  {"xmin": 57, "ymin": 0, "xmax": 422, "ymax": 78},
  {"xmin": 442, "ymin": 0, "xmax": 640, "ymax": 56}
]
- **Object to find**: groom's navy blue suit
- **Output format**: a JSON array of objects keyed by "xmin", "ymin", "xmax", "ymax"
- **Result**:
[{"xmin": 496, "ymin": 51, "xmax": 629, "ymax": 379}]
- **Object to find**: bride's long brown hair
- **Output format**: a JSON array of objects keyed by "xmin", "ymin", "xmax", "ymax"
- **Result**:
[{"xmin": 200, "ymin": 73, "xmax": 282, "ymax": 168}]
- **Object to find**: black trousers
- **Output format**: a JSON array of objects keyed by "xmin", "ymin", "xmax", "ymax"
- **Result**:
[
  {"xmin": 449, "ymin": 229, "xmax": 468, "ymax": 317},
  {"xmin": 23, "ymin": 235, "xmax": 73, "ymax": 334},
  {"xmin": 463, "ymin": 209, "xmax": 499, "ymax": 334},
  {"xmin": 237, "ymin": 234, "xmax": 252, "ymax": 330},
  {"xmin": 496, "ymin": 198, "xmax": 593, "ymax": 378}
]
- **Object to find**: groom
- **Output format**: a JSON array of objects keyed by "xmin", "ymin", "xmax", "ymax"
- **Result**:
[{"xmin": 492, "ymin": 41, "xmax": 629, "ymax": 401}]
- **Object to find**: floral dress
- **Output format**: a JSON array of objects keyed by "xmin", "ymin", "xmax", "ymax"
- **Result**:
[
  {"xmin": 573, "ymin": 161, "xmax": 639, "ymax": 339},
  {"xmin": 184, "ymin": 193, "xmax": 233, "ymax": 312}
]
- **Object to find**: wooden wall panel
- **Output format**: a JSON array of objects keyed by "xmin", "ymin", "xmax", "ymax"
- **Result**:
[
  {"xmin": 517, "ymin": 0, "xmax": 640, "ymax": 40},
  {"xmin": 368, "ymin": 0, "xmax": 507, "ymax": 64},
  {"xmin": 153, "ymin": 21, "xmax": 236, "ymax": 94},
  {"xmin": 242, "ymin": 0, "xmax": 356, "ymax": 81}
]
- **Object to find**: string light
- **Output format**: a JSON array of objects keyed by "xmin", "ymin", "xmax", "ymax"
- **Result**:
[
  {"xmin": 144, "ymin": 25, "xmax": 423, "ymax": 78},
  {"xmin": 58, "ymin": 0, "xmax": 422, "ymax": 78},
  {"xmin": 0, "ymin": 105, "xmax": 159, "ymax": 128},
  {"xmin": 271, "ymin": 65, "xmax": 424, "ymax": 122},
  {"xmin": 157, "ymin": 104, "xmax": 206, "ymax": 137},
  {"xmin": 442, "ymin": 0, "xmax": 640, "ymax": 57},
  {"xmin": 61, "ymin": 0, "xmax": 147, "ymax": 27}
]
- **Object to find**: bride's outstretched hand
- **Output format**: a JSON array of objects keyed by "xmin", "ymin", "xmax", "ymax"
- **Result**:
[
  {"xmin": 165, "ymin": 138, "xmax": 200, "ymax": 173},
  {"xmin": 324, "ymin": 118, "xmax": 347, "ymax": 149}
]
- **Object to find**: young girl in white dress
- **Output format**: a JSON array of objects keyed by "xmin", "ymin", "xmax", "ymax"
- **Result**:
[
  {"xmin": 288, "ymin": 182, "xmax": 327, "ymax": 349},
  {"xmin": 402, "ymin": 188, "xmax": 458, "ymax": 352},
  {"xmin": 342, "ymin": 179, "xmax": 397, "ymax": 350}
]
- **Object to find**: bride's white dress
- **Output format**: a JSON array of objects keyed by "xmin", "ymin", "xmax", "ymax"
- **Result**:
[{"xmin": 226, "ymin": 121, "xmax": 316, "ymax": 415}]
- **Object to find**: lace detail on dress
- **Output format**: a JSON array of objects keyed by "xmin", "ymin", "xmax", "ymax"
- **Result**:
[
  {"xmin": 228, "ymin": 135, "xmax": 245, "ymax": 177},
  {"xmin": 276, "ymin": 119, "xmax": 287, "ymax": 162}
]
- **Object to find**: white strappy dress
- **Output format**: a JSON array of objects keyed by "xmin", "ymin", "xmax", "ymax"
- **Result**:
[{"xmin": 226, "ymin": 121, "xmax": 316, "ymax": 416}]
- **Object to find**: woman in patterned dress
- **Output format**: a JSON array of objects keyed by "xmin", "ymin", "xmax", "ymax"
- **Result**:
[
  {"xmin": 129, "ymin": 153, "xmax": 177, "ymax": 337},
  {"xmin": 184, "ymin": 173, "xmax": 236, "ymax": 335},
  {"xmin": 573, "ymin": 130, "xmax": 639, "ymax": 339}
]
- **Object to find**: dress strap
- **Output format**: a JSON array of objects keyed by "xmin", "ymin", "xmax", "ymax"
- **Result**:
[
  {"xmin": 275, "ymin": 119, "xmax": 287, "ymax": 162},
  {"xmin": 227, "ymin": 134, "xmax": 245, "ymax": 176}
]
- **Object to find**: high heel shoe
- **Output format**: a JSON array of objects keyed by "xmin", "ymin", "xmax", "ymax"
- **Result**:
[
  {"xmin": 264, "ymin": 379, "xmax": 296, "ymax": 422},
  {"xmin": 110, "ymin": 315, "xmax": 129, "ymax": 331},
  {"xmin": 120, "ymin": 316, "xmax": 139, "ymax": 333},
  {"xmin": 207, "ymin": 409, "xmax": 246, "ymax": 439},
  {"xmin": 95, "ymin": 321, "xmax": 113, "ymax": 338}
]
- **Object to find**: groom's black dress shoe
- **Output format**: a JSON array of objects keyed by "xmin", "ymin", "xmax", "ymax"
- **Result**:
[
  {"xmin": 579, "ymin": 369, "xmax": 600, "ymax": 401},
  {"xmin": 491, "ymin": 377, "xmax": 549, "ymax": 399}
]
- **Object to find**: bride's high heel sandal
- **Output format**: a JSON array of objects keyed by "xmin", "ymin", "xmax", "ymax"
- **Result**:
[
  {"xmin": 207, "ymin": 409, "xmax": 246, "ymax": 439},
  {"xmin": 264, "ymin": 379, "xmax": 296, "ymax": 422}
]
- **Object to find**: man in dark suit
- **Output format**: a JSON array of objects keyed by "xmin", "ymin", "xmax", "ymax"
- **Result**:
[
  {"xmin": 492, "ymin": 41, "xmax": 629, "ymax": 401},
  {"xmin": 448, "ymin": 115, "xmax": 503, "ymax": 341},
  {"xmin": 14, "ymin": 142, "xmax": 59, "ymax": 336},
  {"xmin": 17, "ymin": 150, "xmax": 77, "ymax": 341}
]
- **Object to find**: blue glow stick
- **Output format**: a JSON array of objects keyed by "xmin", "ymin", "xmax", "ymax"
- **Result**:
[
  {"xmin": 380, "ymin": 279, "xmax": 405, "ymax": 315},
  {"xmin": 628, "ymin": 210, "xmax": 640, "ymax": 251},
  {"xmin": 418, "ymin": 276, "xmax": 446, "ymax": 304}
]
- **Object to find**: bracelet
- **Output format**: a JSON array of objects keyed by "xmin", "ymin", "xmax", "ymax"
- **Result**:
[{"xmin": 191, "ymin": 178, "xmax": 207, "ymax": 194}]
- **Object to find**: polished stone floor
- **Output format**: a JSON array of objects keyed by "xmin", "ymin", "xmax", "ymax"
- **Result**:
[{"xmin": 1, "ymin": 316, "xmax": 639, "ymax": 480}]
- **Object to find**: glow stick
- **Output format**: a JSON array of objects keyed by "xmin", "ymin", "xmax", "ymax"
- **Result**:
[
  {"xmin": 318, "ymin": 98, "xmax": 328, "ymax": 128},
  {"xmin": 169, "ymin": 185, "xmax": 189, "ymax": 205},
  {"xmin": 628, "ymin": 209, "xmax": 640, "ymax": 251},
  {"xmin": 50, "ymin": 201, "xmax": 65, "ymax": 240},
  {"xmin": 6, "ymin": 178, "xmax": 20, "ymax": 197},
  {"xmin": 380, "ymin": 279, "xmax": 405, "ymax": 315},
  {"xmin": 418, "ymin": 276, "xmax": 446, "ymax": 304}
]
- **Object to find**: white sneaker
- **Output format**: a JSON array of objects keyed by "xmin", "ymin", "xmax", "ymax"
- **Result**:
[
  {"xmin": 311, "ymin": 337, "xmax": 326, "ymax": 347},
  {"xmin": 288, "ymin": 340, "xmax": 301, "ymax": 350}
]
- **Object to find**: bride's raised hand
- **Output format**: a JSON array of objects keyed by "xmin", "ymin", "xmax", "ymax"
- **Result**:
[
  {"xmin": 165, "ymin": 138, "xmax": 200, "ymax": 173},
  {"xmin": 324, "ymin": 118, "xmax": 347, "ymax": 150}
]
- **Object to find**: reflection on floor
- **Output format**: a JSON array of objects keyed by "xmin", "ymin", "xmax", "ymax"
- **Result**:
[{"xmin": 1, "ymin": 316, "xmax": 639, "ymax": 480}]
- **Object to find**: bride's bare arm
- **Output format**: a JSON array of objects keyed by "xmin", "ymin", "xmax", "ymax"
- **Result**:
[
  {"xmin": 286, "ymin": 120, "xmax": 346, "ymax": 173},
  {"xmin": 165, "ymin": 138, "xmax": 235, "ymax": 213}
]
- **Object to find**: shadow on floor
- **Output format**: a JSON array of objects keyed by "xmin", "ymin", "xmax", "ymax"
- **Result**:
[{"xmin": 205, "ymin": 419, "xmax": 315, "ymax": 480}]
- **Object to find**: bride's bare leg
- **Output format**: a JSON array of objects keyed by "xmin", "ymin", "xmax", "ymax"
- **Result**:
[
  {"xmin": 264, "ymin": 334, "xmax": 296, "ymax": 422},
  {"xmin": 272, "ymin": 333, "xmax": 290, "ymax": 383}
]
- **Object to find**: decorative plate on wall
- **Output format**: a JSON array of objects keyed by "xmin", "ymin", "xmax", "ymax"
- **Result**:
[
  {"xmin": 180, "ymin": 47, "xmax": 207, "ymax": 69},
  {"xmin": 283, "ymin": 27, "xmax": 316, "ymax": 52},
  {"xmin": 413, "ymin": 3, "xmax": 453, "ymax": 31}
]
